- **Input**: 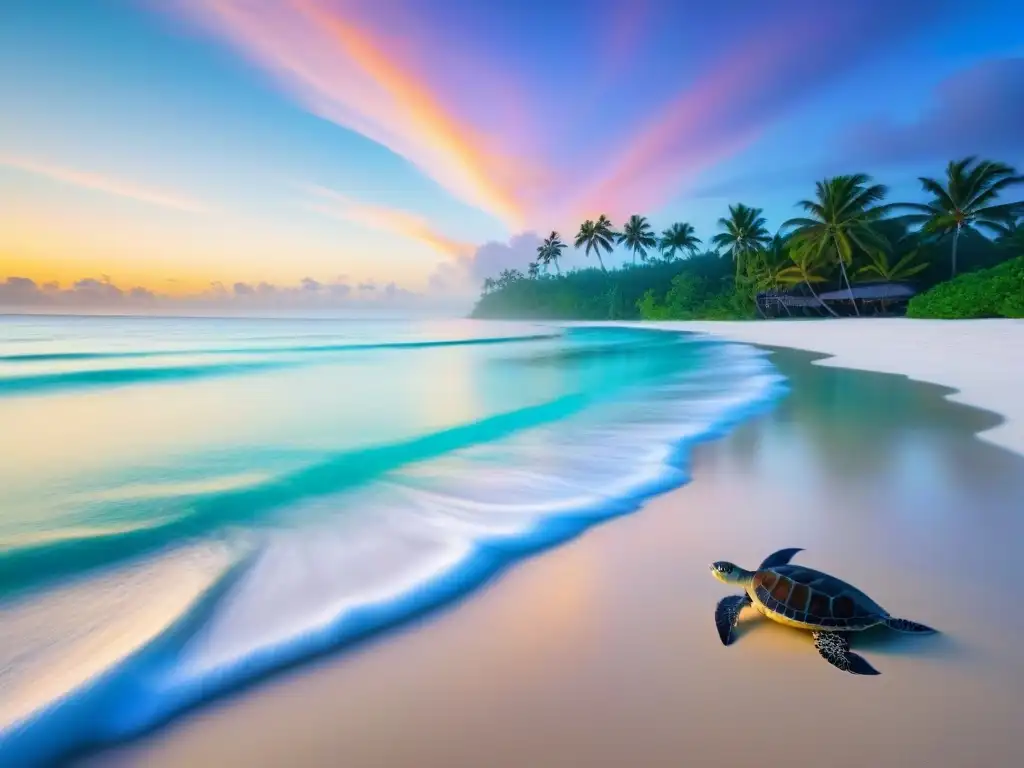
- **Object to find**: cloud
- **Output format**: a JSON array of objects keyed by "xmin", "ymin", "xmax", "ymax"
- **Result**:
[
  {"xmin": 0, "ymin": 156, "xmax": 208, "ymax": 213},
  {"xmin": 686, "ymin": 56, "xmax": 1024, "ymax": 201},
  {"xmin": 841, "ymin": 57, "xmax": 1024, "ymax": 165},
  {"xmin": 0, "ymin": 277, "xmax": 47, "ymax": 305},
  {"xmin": 571, "ymin": 1, "xmax": 962, "ymax": 219},
  {"xmin": 170, "ymin": 0, "xmax": 954, "ymax": 232},
  {"xmin": 0, "ymin": 276, "xmax": 157, "ymax": 307},
  {"xmin": 172, "ymin": 0, "xmax": 527, "ymax": 228},
  {"xmin": 428, "ymin": 232, "xmax": 542, "ymax": 296},
  {"xmin": 69, "ymin": 277, "xmax": 124, "ymax": 305},
  {"xmin": 303, "ymin": 185, "xmax": 474, "ymax": 258},
  {"xmin": 466, "ymin": 233, "xmax": 542, "ymax": 281},
  {"xmin": 0, "ymin": 274, "xmax": 457, "ymax": 313},
  {"xmin": 130, "ymin": 287, "xmax": 157, "ymax": 301}
]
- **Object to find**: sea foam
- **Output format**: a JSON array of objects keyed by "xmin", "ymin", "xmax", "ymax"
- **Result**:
[{"xmin": 0, "ymin": 325, "xmax": 786, "ymax": 765}]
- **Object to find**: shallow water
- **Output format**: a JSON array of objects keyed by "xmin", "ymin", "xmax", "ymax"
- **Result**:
[
  {"xmin": 0, "ymin": 316, "xmax": 784, "ymax": 764},
  {"xmin": 90, "ymin": 347, "xmax": 1024, "ymax": 768}
]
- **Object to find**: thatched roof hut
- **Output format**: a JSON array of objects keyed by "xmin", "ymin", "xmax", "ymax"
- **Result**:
[
  {"xmin": 817, "ymin": 282, "xmax": 917, "ymax": 301},
  {"xmin": 756, "ymin": 281, "xmax": 919, "ymax": 317}
]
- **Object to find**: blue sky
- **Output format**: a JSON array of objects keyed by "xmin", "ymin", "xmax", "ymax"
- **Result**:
[{"xmin": 2, "ymin": 0, "xmax": 1022, "ymax": 312}]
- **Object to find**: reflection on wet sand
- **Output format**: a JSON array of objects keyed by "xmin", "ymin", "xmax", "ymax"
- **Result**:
[{"xmin": 90, "ymin": 349, "xmax": 1024, "ymax": 768}]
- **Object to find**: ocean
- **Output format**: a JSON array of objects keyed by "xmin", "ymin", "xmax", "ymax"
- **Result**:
[{"xmin": 0, "ymin": 315, "xmax": 786, "ymax": 764}]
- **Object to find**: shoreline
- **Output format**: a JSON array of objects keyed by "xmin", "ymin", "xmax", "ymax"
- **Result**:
[
  {"xmin": 88, "ymin": 341, "xmax": 1024, "ymax": 767},
  {"xmin": 1, "ymin": 327, "xmax": 783, "ymax": 766},
  {"xmin": 581, "ymin": 318, "xmax": 1024, "ymax": 455}
]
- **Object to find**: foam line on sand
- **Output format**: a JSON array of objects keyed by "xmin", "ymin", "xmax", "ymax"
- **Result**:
[{"xmin": 589, "ymin": 319, "xmax": 1024, "ymax": 456}]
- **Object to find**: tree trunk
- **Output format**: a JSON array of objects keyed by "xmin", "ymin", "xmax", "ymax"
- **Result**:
[
  {"xmin": 807, "ymin": 281, "xmax": 840, "ymax": 318},
  {"xmin": 951, "ymin": 224, "xmax": 961, "ymax": 278},
  {"xmin": 833, "ymin": 235, "xmax": 860, "ymax": 316},
  {"xmin": 597, "ymin": 252, "xmax": 607, "ymax": 272},
  {"xmin": 555, "ymin": 260, "xmax": 561, "ymax": 275}
]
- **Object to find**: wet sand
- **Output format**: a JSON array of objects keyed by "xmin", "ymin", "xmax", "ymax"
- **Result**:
[{"xmin": 88, "ymin": 349, "xmax": 1024, "ymax": 768}]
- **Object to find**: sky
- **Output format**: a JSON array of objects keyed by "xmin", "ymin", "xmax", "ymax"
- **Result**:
[{"xmin": 2, "ymin": 0, "xmax": 1023, "ymax": 314}]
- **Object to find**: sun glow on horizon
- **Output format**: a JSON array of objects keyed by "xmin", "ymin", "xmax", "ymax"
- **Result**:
[{"xmin": 2, "ymin": 0, "xmax": 1020, "ymax": 310}]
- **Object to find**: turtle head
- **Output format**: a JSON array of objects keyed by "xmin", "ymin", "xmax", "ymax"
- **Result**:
[{"xmin": 710, "ymin": 561, "xmax": 753, "ymax": 586}]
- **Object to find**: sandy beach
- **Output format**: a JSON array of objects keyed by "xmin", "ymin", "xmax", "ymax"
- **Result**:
[
  {"xmin": 605, "ymin": 318, "xmax": 1024, "ymax": 454},
  {"xmin": 87, "ymin": 319, "xmax": 1024, "ymax": 768}
]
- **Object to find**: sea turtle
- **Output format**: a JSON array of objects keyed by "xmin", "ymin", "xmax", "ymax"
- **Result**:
[{"xmin": 710, "ymin": 548, "xmax": 935, "ymax": 675}]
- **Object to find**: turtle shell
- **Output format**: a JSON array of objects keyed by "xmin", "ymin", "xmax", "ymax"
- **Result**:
[{"xmin": 752, "ymin": 564, "xmax": 887, "ymax": 630}]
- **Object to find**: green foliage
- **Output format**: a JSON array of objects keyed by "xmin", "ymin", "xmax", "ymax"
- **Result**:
[
  {"xmin": 636, "ymin": 273, "xmax": 750, "ymax": 321},
  {"xmin": 536, "ymin": 231, "xmax": 567, "ymax": 274},
  {"xmin": 472, "ymin": 252, "xmax": 742, "ymax": 320},
  {"xmin": 574, "ymin": 215, "xmax": 617, "ymax": 271},
  {"xmin": 618, "ymin": 214, "xmax": 658, "ymax": 264},
  {"xmin": 854, "ymin": 249, "xmax": 928, "ymax": 282},
  {"xmin": 994, "ymin": 216, "xmax": 1024, "ymax": 256},
  {"xmin": 658, "ymin": 222, "xmax": 701, "ymax": 261},
  {"xmin": 906, "ymin": 256, "xmax": 1024, "ymax": 319},
  {"xmin": 711, "ymin": 203, "xmax": 771, "ymax": 276},
  {"xmin": 475, "ymin": 157, "xmax": 1024, "ymax": 322},
  {"xmin": 895, "ymin": 157, "xmax": 1024, "ymax": 278}
]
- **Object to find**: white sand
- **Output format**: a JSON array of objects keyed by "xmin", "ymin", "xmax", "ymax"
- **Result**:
[
  {"xmin": 87, "ymin": 320, "xmax": 1024, "ymax": 768},
  {"xmin": 94, "ymin": 348, "xmax": 1024, "ymax": 767},
  {"xmin": 595, "ymin": 318, "xmax": 1024, "ymax": 455}
]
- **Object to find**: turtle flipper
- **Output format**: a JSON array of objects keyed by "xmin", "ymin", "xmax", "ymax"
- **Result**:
[
  {"xmin": 884, "ymin": 617, "xmax": 936, "ymax": 634},
  {"xmin": 758, "ymin": 547, "xmax": 803, "ymax": 569},
  {"xmin": 812, "ymin": 631, "xmax": 880, "ymax": 675},
  {"xmin": 715, "ymin": 594, "xmax": 752, "ymax": 646}
]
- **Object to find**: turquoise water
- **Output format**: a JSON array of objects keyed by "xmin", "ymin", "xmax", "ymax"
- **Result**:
[{"xmin": 0, "ymin": 316, "xmax": 786, "ymax": 764}]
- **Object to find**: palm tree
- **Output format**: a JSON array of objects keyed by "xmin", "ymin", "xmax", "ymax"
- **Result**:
[
  {"xmin": 712, "ymin": 204, "xmax": 771, "ymax": 278},
  {"xmin": 658, "ymin": 222, "xmax": 701, "ymax": 261},
  {"xmin": 740, "ymin": 241, "xmax": 787, "ymax": 318},
  {"xmin": 994, "ymin": 216, "xmax": 1024, "ymax": 254},
  {"xmin": 574, "ymin": 215, "xmax": 616, "ymax": 272},
  {"xmin": 854, "ymin": 249, "xmax": 929, "ymax": 282},
  {"xmin": 749, "ymin": 234, "xmax": 791, "ymax": 291},
  {"xmin": 536, "ymin": 231, "xmax": 566, "ymax": 275},
  {"xmin": 853, "ymin": 249, "xmax": 928, "ymax": 315},
  {"xmin": 782, "ymin": 174, "xmax": 891, "ymax": 316},
  {"xmin": 527, "ymin": 261, "xmax": 540, "ymax": 279},
  {"xmin": 896, "ymin": 157, "xmax": 1024, "ymax": 278},
  {"xmin": 617, "ymin": 214, "xmax": 657, "ymax": 264},
  {"xmin": 482, "ymin": 277, "xmax": 496, "ymax": 293},
  {"xmin": 777, "ymin": 240, "xmax": 840, "ymax": 318}
]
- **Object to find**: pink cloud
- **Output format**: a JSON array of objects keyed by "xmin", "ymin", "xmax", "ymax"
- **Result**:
[
  {"xmin": 302, "ymin": 184, "xmax": 475, "ymax": 258},
  {"xmin": 170, "ymin": 0, "xmax": 534, "ymax": 229},
  {"xmin": 0, "ymin": 156, "xmax": 207, "ymax": 213},
  {"xmin": 164, "ymin": 0, "xmax": 950, "ymax": 234},
  {"xmin": 569, "ymin": 5, "xmax": 897, "ymax": 220}
]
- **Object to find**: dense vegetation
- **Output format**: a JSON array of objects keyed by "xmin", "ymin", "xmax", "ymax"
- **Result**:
[
  {"xmin": 907, "ymin": 256, "xmax": 1024, "ymax": 319},
  {"xmin": 471, "ymin": 157, "xmax": 1024, "ymax": 321}
]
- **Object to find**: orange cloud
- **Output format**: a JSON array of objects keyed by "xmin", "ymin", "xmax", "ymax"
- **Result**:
[
  {"xmin": 177, "ymin": 0, "xmax": 530, "ymax": 228},
  {"xmin": 0, "ymin": 156, "xmax": 208, "ymax": 213},
  {"xmin": 164, "ymin": 1, "xmax": 882, "ymax": 239},
  {"xmin": 570, "ymin": 7, "xmax": 857, "ymax": 222},
  {"xmin": 304, "ymin": 185, "xmax": 475, "ymax": 258}
]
